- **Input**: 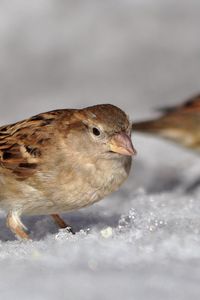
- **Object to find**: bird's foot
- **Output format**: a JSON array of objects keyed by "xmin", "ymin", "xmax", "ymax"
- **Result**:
[
  {"xmin": 6, "ymin": 211, "xmax": 30, "ymax": 240},
  {"xmin": 51, "ymin": 214, "xmax": 75, "ymax": 234}
]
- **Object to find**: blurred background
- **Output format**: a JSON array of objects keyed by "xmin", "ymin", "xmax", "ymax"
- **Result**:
[{"xmin": 0, "ymin": 0, "xmax": 200, "ymax": 126}]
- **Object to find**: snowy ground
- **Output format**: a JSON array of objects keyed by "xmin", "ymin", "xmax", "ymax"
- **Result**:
[
  {"xmin": 0, "ymin": 138, "xmax": 200, "ymax": 300},
  {"xmin": 0, "ymin": 1, "xmax": 200, "ymax": 300}
]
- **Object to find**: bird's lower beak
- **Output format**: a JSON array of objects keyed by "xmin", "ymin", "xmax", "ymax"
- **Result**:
[{"xmin": 109, "ymin": 132, "xmax": 137, "ymax": 156}]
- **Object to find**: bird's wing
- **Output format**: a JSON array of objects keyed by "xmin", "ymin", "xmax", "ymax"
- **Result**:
[
  {"xmin": 0, "ymin": 110, "xmax": 64, "ymax": 180},
  {"xmin": 157, "ymin": 94, "xmax": 200, "ymax": 115},
  {"xmin": 181, "ymin": 94, "xmax": 200, "ymax": 112}
]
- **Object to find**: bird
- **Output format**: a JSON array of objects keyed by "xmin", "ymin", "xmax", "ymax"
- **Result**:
[
  {"xmin": 133, "ymin": 94, "xmax": 200, "ymax": 152},
  {"xmin": 0, "ymin": 104, "xmax": 136, "ymax": 240}
]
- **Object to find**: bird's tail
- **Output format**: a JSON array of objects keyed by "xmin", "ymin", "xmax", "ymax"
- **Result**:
[{"xmin": 133, "ymin": 118, "xmax": 168, "ymax": 134}]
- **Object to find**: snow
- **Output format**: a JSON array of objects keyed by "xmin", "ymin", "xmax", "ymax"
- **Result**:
[
  {"xmin": 0, "ymin": 138, "xmax": 200, "ymax": 300},
  {"xmin": 0, "ymin": 0, "xmax": 200, "ymax": 299}
]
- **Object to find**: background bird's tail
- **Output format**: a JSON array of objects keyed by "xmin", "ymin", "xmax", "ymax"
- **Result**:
[{"xmin": 133, "ymin": 118, "xmax": 168, "ymax": 134}]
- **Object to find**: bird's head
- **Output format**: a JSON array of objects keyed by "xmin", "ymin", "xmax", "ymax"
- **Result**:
[{"xmin": 64, "ymin": 104, "xmax": 136, "ymax": 160}]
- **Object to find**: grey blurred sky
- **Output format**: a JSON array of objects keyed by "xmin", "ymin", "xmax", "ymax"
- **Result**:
[{"xmin": 0, "ymin": 0, "xmax": 200, "ymax": 124}]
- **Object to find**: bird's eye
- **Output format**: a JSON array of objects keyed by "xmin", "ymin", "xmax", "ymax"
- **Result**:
[{"xmin": 92, "ymin": 127, "xmax": 101, "ymax": 136}]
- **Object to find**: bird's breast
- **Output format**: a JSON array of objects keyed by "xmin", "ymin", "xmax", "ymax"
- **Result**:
[
  {"xmin": 7, "ymin": 156, "xmax": 132, "ymax": 216},
  {"xmin": 26, "ymin": 156, "xmax": 132, "ymax": 214}
]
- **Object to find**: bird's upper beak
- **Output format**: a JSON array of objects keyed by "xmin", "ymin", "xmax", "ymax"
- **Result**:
[{"xmin": 109, "ymin": 132, "xmax": 137, "ymax": 156}]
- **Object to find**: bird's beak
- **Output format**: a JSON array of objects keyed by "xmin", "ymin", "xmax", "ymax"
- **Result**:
[{"xmin": 109, "ymin": 132, "xmax": 137, "ymax": 156}]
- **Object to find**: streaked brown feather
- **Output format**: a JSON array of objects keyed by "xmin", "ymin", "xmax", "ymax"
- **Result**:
[
  {"xmin": 157, "ymin": 94, "xmax": 200, "ymax": 114},
  {"xmin": 0, "ymin": 110, "xmax": 70, "ymax": 180},
  {"xmin": 0, "ymin": 104, "xmax": 130, "ymax": 181}
]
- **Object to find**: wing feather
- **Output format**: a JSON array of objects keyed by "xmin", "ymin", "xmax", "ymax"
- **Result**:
[
  {"xmin": 0, "ymin": 111, "xmax": 60, "ymax": 180},
  {"xmin": 157, "ymin": 94, "xmax": 200, "ymax": 115}
]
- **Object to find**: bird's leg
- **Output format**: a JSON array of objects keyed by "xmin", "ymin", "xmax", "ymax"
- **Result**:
[
  {"xmin": 51, "ymin": 214, "xmax": 75, "ymax": 234},
  {"xmin": 6, "ymin": 211, "xmax": 30, "ymax": 240}
]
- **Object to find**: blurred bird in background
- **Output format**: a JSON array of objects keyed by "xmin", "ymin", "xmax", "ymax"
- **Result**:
[{"xmin": 133, "ymin": 94, "xmax": 200, "ymax": 153}]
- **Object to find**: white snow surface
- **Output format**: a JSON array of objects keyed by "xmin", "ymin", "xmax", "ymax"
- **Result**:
[
  {"xmin": 0, "ymin": 138, "xmax": 200, "ymax": 300},
  {"xmin": 0, "ymin": 0, "xmax": 200, "ymax": 299}
]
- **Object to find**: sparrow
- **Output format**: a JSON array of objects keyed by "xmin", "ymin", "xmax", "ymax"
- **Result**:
[
  {"xmin": 133, "ymin": 94, "xmax": 200, "ymax": 152},
  {"xmin": 0, "ymin": 104, "xmax": 136, "ymax": 239}
]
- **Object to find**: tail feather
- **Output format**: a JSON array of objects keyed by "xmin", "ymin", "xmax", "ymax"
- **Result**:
[{"xmin": 133, "ymin": 118, "xmax": 168, "ymax": 133}]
